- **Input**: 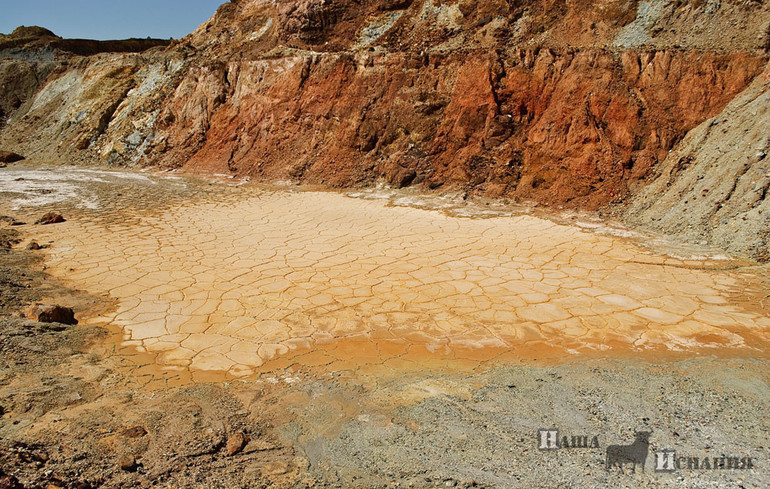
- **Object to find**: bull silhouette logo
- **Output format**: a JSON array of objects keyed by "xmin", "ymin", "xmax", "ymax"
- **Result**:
[{"xmin": 606, "ymin": 431, "xmax": 652, "ymax": 473}]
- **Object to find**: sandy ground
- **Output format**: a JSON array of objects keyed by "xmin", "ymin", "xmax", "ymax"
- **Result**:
[{"xmin": 0, "ymin": 164, "xmax": 769, "ymax": 488}]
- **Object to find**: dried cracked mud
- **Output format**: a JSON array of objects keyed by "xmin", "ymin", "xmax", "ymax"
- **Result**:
[
  {"xmin": 23, "ymin": 168, "xmax": 770, "ymax": 377},
  {"xmin": 1, "ymin": 165, "xmax": 769, "ymax": 488}
]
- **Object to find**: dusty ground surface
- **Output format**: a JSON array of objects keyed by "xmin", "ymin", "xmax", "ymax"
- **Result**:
[{"xmin": 0, "ymin": 164, "xmax": 769, "ymax": 488}]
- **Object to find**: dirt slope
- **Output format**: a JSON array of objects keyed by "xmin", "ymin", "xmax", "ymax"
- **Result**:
[{"xmin": 624, "ymin": 62, "xmax": 770, "ymax": 261}]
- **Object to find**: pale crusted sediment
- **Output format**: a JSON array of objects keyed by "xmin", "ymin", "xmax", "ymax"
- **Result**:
[{"xmin": 31, "ymin": 182, "xmax": 770, "ymax": 379}]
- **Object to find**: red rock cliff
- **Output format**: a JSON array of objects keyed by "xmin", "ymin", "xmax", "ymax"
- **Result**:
[{"xmin": 1, "ymin": 0, "xmax": 769, "ymax": 210}]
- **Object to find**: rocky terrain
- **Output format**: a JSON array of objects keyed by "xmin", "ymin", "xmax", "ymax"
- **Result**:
[
  {"xmin": 0, "ymin": 168, "xmax": 767, "ymax": 488},
  {"xmin": 1, "ymin": 1, "xmax": 770, "ymax": 488},
  {"xmin": 1, "ymin": 0, "xmax": 770, "ymax": 258}
]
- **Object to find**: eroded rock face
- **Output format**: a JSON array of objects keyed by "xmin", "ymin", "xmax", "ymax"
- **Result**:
[
  {"xmin": 0, "ymin": 0, "xmax": 768, "ymax": 212},
  {"xmin": 135, "ymin": 47, "xmax": 760, "ymax": 209},
  {"xmin": 625, "ymin": 63, "xmax": 770, "ymax": 262}
]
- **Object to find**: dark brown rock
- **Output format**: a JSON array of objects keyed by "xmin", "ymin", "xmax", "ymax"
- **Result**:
[
  {"xmin": 25, "ymin": 241, "xmax": 43, "ymax": 250},
  {"xmin": 34, "ymin": 212, "xmax": 65, "ymax": 225},
  {"xmin": 225, "ymin": 432, "xmax": 248, "ymax": 456},
  {"xmin": 393, "ymin": 169, "xmax": 417, "ymax": 189},
  {"xmin": 26, "ymin": 304, "xmax": 78, "ymax": 325},
  {"xmin": 0, "ymin": 151, "xmax": 24, "ymax": 163},
  {"xmin": 0, "ymin": 216, "xmax": 24, "ymax": 226},
  {"xmin": 0, "ymin": 475, "xmax": 23, "ymax": 489},
  {"xmin": 117, "ymin": 454, "xmax": 137, "ymax": 472},
  {"xmin": 380, "ymin": 0, "xmax": 412, "ymax": 10}
]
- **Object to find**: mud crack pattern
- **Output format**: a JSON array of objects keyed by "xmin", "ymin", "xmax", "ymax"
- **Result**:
[{"xmin": 30, "ymin": 181, "xmax": 770, "ymax": 379}]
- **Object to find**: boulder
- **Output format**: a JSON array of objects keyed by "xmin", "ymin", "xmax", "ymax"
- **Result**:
[
  {"xmin": 35, "ymin": 212, "xmax": 65, "ymax": 225},
  {"xmin": 26, "ymin": 304, "xmax": 77, "ymax": 325},
  {"xmin": 225, "ymin": 432, "xmax": 248, "ymax": 456},
  {"xmin": 0, "ymin": 151, "xmax": 24, "ymax": 164},
  {"xmin": 117, "ymin": 454, "xmax": 137, "ymax": 472}
]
